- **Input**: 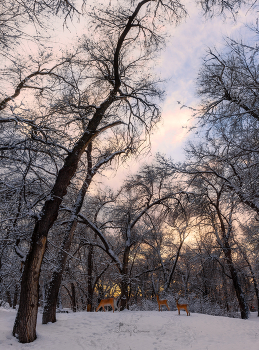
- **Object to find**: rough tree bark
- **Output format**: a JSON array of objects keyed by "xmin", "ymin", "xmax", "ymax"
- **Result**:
[
  {"xmin": 13, "ymin": 98, "xmax": 118, "ymax": 342},
  {"xmin": 42, "ymin": 143, "xmax": 94, "ymax": 324},
  {"xmin": 215, "ymin": 199, "xmax": 249, "ymax": 319},
  {"xmin": 224, "ymin": 245, "xmax": 249, "ymax": 319},
  {"xmin": 42, "ymin": 143, "xmax": 125, "ymax": 323}
]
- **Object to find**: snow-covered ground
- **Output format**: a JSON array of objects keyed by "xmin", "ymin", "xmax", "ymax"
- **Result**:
[{"xmin": 1, "ymin": 308, "xmax": 258, "ymax": 350}]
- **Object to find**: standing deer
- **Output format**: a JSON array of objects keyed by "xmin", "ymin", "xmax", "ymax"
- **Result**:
[
  {"xmin": 175, "ymin": 298, "xmax": 190, "ymax": 316},
  {"xmin": 156, "ymin": 294, "xmax": 170, "ymax": 311},
  {"xmin": 95, "ymin": 297, "xmax": 118, "ymax": 312}
]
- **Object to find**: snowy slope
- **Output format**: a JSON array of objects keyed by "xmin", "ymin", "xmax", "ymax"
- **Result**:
[{"xmin": 0, "ymin": 308, "xmax": 258, "ymax": 350}]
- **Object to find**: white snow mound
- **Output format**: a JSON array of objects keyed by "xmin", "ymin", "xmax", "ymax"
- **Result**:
[{"xmin": 0, "ymin": 308, "xmax": 258, "ymax": 350}]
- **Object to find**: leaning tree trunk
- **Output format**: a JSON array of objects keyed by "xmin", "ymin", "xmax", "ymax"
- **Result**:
[
  {"xmin": 13, "ymin": 99, "xmax": 115, "ymax": 343},
  {"xmin": 12, "ymin": 231, "xmax": 48, "ymax": 342},
  {"xmin": 42, "ymin": 163, "xmax": 92, "ymax": 324},
  {"xmin": 42, "ymin": 142, "xmax": 123, "ymax": 322},
  {"xmin": 13, "ymin": 162, "xmax": 81, "ymax": 342},
  {"xmin": 215, "ymin": 202, "xmax": 249, "ymax": 320},
  {"xmin": 42, "ymin": 218, "xmax": 78, "ymax": 324},
  {"xmin": 164, "ymin": 239, "xmax": 184, "ymax": 292}
]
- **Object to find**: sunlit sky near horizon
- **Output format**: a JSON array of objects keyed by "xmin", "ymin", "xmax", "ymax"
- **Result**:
[{"xmin": 20, "ymin": 0, "xmax": 258, "ymax": 189}]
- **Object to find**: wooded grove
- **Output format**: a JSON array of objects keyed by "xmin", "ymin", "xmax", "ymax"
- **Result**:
[{"xmin": 0, "ymin": 0, "xmax": 259, "ymax": 344}]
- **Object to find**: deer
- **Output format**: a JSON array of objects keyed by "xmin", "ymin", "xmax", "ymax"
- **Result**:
[
  {"xmin": 156, "ymin": 294, "xmax": 170, "ymax": 311},
  {"xmin": 95, "ymin": 297, "xmax": 118, "ymax": 312},
  {"xmin": 175, "ymin": 298, "xmax": 190, "ymax": 316}
]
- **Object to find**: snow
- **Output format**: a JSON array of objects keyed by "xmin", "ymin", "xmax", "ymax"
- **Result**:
[{"xmin": 1, "ymin": 308, "xmax": 259, "ymax": 350}]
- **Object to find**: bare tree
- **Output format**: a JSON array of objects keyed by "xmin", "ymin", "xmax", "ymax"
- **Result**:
[
  {"xmin": 78, "ymin": 161, "xmax": 180, "ymax": 309},
  {"xmin": 12, "ymin": 0, "xmax": 187, "ymax": 343},
  {"xmin": 42, "ymin": 135, "xmax": 130, "ymax": 324},
  {"xmin": 196, "ymin": 33, "xmax": 259, "ymax": 127},
  {"xmin": 0, "ymin": 0, "xmax": 81, "ymax": 56},
  {"xmin": 187, "ymin": 166, "xmax": 249, "ymax": 318},
  {"xmin": 181, "ymin": 124, "xmax": 259, "ymax": 217}
]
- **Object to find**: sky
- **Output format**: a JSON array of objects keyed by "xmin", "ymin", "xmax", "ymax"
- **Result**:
[
  {"xmin": 18, "ymin": 0, "xmax": 258, "ymax": 189},
  {"xmin": 88, "ymin": 0, "xmax": 257, "ymax": 187},
  {"xmin": 149, "ymin": 1, "xmax": 254, "ymax": 160}
]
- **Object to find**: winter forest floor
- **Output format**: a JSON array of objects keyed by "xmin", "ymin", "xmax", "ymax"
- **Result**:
[{"xmin": 0, "ymin": 308, "xmax": 259, "ymax": 350}]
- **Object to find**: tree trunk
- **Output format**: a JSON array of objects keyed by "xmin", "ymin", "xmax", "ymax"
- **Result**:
[
  {"xmin": 87, "ymin": 244, "xmax": 94, "ymax": 312},
  {"xmin": 71, "ymin": 282, "xmax": 77, "ymax": 312},
  {"xmin": 57, "ymin": 290, "xmax": 62, "ymax": 310},
  {"xmin": 96, "ymin": 282, "xmax": 104, "ymax": 307},
  {"xmin": 6, "ymin": 290, "xmax": 12, "ymax": 308},
  {"xmin": 224, "ymin": 246, "xmax": 249, "ymax": 319},
  {"xmin": 164, "ymin": 240, "xmax": 183, "ymax": 292},
  {"xmin": 42, "ymin": 219, "xmax": 78, "ymax": 324},
  {"xmin": 215, "ymin": 199, "xmax": 249, "ymax": 319},
  {"xmin": 12, "ymin": 0, "xmax": 155, "ymax": 338},
  {"xmin": 222, "ymin": 269, "xmax": 230, "ymax": 313},
  {"xmin": 42, "ymin": 141, "xmax": 123, "ymax": 322},
  {"xmin": 12, "ymin": 233, "xmax": 47, "ymax": 342},
  {"xmin": 42, "ymin": 146, "xmax": 93, "ymax": 323},
  {"xmin": 120, "ymin": 277, "xmax": 129, "ymax": 310},
  {"xmin": 13, "ymin": 99, "xmax": 114, "ymax": 343},
  {"xmin": 241, "ymin": 249, "xmax": 259, "ymax": 317},
  {"xmin": 13, "ymin": 285, "xmax": 18, "ymax": 309},
  {"xmin": 120, "ymin": 246, "xmax": 130, "ymax": 310}
]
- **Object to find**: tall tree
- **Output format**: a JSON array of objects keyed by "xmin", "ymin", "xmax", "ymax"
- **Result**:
[
  {"xmin": 12, "ymin": 0, "xmax": 186, "ymax": 343},
  {"xmin": 186, "ymin": 164, "xmax": 249, "ymax": 318}
]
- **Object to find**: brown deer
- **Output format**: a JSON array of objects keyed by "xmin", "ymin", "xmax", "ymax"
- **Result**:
[
  {"xmin": 95, "ymin": 298, "xmax": 117, "ymax": 312},
  {"xmin": 175, "ymin": 298, "xmax": 190, "ymax": 316},
  {"xmin": 156, "ymin": 294, "xmax": 170, "ymax": 311}
]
